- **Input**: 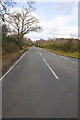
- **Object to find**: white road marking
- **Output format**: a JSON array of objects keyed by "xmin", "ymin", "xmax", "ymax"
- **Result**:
[
  {"xmin": 39, "ymin": 52, "xmax": 42, "ymax": 56},
  {"xmin": 51, "ymin": 53, "xmax": 55, "ymax": 56},
  {"xmin": 72, "ymin": 61, "xmax": 76, "ymax": 64},
  {"xmin": 60, "ymin": 56, "xmax": 64, "ymax": 58},
  {"xmin": 0, "ymin": 52, "xmax": 27, "ymax": 81},
  {"xmin": 64, "ymin": 58, "xmax": 68, "ymax": 60},
  {"xmin": 43, "ymin": 58, "xmax": 59, "ymax": 80}
]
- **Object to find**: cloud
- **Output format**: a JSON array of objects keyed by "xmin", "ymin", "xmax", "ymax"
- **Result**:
[
  {"xmin": 36, "ymin": 0, "xmax": 79, "ymax": 2},
  {"xmin": 14, "ymin": 0, "xmax": 27, "ymax": 3},
  {"xmin": 9, "ymin": 7, "xmax": 22, "ymax": 13},
  {"xmin": 14, "ymin": 0, "xmax": 79, "ymax": 2},
  {"xmin": 26, "ymin": 2, "xmax": 78, "ymax": 41},
  {"xmin": 53, "ymin": 2, "xmax": 75, "ymax": 15},
  {"xmin": 7, "ymin": 1, "xmax": 78, "ymax": 41},
  {"xmin": 27, "ymin": 14, "xmax": 78, "ymax": 41}
]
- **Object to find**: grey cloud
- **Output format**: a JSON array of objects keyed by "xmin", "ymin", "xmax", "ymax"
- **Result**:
[{"xmin": 54, "ymin": 2, "xmax": 75, "ymax": 14}]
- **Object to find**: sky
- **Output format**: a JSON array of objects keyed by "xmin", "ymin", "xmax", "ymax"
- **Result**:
[{"xmin": 10, "ymin": 0, "xmax": 79, "ymax": 41}]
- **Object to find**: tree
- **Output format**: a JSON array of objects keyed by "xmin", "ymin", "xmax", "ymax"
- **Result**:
[
  {"xmin": 2, "ymin": 24, "xmax": 8, "ymax": 37},
  {"xmin": 0, "ymin": 0, "xmax": 35, "ymax": 23},
  {"xmin": 0, "ymin": 0, "xmax": 16, "ymax": 22},
  {"xmin": 6, "ymin": 8, "xmax": 42, "ymax": 48},
  {"xmin": 26, "ymin": 0, "xmax": 36, "ymax": 11},
  {"xmin": 1, "ymin": 0, "xmax": 42, "ymax": 49}
]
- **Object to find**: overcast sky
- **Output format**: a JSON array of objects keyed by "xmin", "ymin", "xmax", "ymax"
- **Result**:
[{"xmin": 12, "ymin": 0, "xmax": 78, "ymax": 41}]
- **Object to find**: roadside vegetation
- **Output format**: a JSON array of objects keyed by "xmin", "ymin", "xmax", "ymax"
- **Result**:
[
  {"xmin": 2, "ymin": 30, "xmax": 30, "ymax": 75},
  {"xmin": 36, "ymin": 39, "xmax": 80, "ymax": 59},
  {"xmin": 0, "ymin": 0, "xmax": 41, "ymax": 74}
]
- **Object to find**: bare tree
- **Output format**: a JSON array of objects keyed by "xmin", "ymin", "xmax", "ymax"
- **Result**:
[
  {"xmin": 6, "ymin": 8, "xmax": 42, "ymax": 48},
  {"xmin": 0, "ymin": 0, "xmax": 16, "ymax": 22},
  {"xmin": 0, "ymin": 0, "xmax": 35, "ymax": 22},
  {"xmin": 1, "ymin": 0, "xmax": 42, "ymax": 49},
  {"xmin": 2, "ymin": 24, "xmax": 8, "ymax": 37},
  {"xmin": 26, "ymin": 0, "xmax": 36, "ymax": 11}
]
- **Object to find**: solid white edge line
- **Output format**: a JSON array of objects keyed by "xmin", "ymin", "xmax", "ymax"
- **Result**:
[
  {"xmin": 0, "ymin": 52, "xmax": 27, "ymax": 81},
  {"xmin": 43, "ymin": 58, "xmax": 59, "ymax": 80},
  {"xmin": 39, "ymin": 52, "xmax": 42, "ymax": 56}
]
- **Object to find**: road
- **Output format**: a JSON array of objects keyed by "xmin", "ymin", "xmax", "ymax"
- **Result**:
[{"xmin": 2, "ymin": 47, "xmax": 78, "ymax": 118}]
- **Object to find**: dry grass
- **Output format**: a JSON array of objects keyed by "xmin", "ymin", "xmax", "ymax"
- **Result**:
[
  {"xmin": 2, "ymin": 47, "xmax": 29, "ymax": 68},
  {"xmin": 44, "ymin": 48, "xmax": 79, "ymax": 59}
]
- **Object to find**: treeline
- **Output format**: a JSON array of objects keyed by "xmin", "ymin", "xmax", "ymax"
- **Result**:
[{"xmin": 37, "ymin": 39, "xmax": 80, "ymax": 53}]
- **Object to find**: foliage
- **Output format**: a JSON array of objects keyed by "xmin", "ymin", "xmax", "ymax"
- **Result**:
[
  {"xmin": 38, "ymin": 39, "xmax": 79, "ymax": 53},
  {"xmin": 6, "ymin": 9, "xmax": 42, "ymax": 39},
  {"xmin": 2, "ymin": 35, "xmax": 21, "ymax": 54},
  {"xmin": 2, "ymin": 24, "xmax": 8, "ymax": 37},
  {"xmin": 25, "ymin": 43, "xmax": 32, "ymax": 47}
]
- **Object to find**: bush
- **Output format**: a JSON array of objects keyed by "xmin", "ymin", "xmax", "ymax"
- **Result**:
[
  {"xmin": 38, "ymin": 39, "xmax": 79, "ymax": 53},
  {"xmin": 2, "ymin": 36, "xmax": 21, "ymax": 54}
]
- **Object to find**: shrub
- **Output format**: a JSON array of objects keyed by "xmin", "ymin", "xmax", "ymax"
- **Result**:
[
  {"xmin": 2, "ymin": 36, "xmax": 21, "ymax": 54},
  {"xmin": 38, "ymin": 39, "xmax": 79, "ymax": 53}
]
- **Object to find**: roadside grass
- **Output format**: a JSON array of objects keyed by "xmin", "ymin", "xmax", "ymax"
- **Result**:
[
  {"xmin": 37, "ymin": 39, "xmax": 80, "ymax": 59},
  {"xmin": 43, "ymin": 48, "xmax": 80, "ymax": 59},
  {"xmin": 2, "ymin": 47, "xmax": 29, "ymax": 74}
]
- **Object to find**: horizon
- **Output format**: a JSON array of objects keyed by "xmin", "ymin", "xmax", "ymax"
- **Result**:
[
  {"xmin": 9, "ymin": 0, "xmax": 78, "ymax": 41},
  {"xmin": 24, "ymin": 37, "xmax": 79, "ymax": 42}
]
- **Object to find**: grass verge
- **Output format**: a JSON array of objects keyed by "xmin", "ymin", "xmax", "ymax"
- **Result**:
[
  {"xmin": 42, "ymin": 48, "xmax": 80, "ymax": 59},
  {"xmin": 2, "ymin": 47, "xmax": 29, "ymax": 75}
]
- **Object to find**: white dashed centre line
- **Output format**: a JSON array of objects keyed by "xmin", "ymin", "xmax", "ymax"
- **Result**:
[
  {"xmin": 39, "ymin": 52, "xmax": 42, "ymax": 56},
  {"xmin": 72, "ymin": 61, "xmax": 76, "ymax": 64},
  {"xmin": 43, "ymin": 58, "xmax": 59, "ymax": 80}
]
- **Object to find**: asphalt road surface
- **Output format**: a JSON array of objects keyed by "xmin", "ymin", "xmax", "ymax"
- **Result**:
[{"xmin": 2, "ymin": 47, "xmax": 78, "ymax": 118}]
